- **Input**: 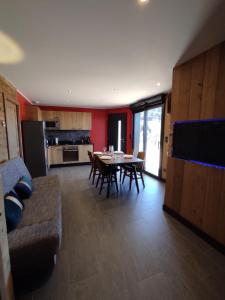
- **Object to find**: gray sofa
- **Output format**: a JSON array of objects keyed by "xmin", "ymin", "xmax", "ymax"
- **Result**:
[{"xmin": 0, "ymin": 157, "xmax": 62, "ymax": 292}]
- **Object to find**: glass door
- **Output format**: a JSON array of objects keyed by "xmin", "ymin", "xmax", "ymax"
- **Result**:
[
  {"xmin": 145, "ymin": 106, "xmax": 162, "ymax": 176},
  {"xmin": 133, "ymin": 105, "xmax": 163, "ymax": 178}
]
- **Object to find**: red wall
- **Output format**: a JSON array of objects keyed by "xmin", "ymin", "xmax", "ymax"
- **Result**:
[
  {"xmin": 17, "ymin": 91, "xmax": 32, "ymax": 120},
  {"xmin": 17, "ymin": 94, "xmax": 133, "ymax": 152}
]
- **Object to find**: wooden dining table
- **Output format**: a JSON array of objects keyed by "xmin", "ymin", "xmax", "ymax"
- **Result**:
[{"xmin": 97, "ymin": 154, "xmax": 144, "ymax": 197}]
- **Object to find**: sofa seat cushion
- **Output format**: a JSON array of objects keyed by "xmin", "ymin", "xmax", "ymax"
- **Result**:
[
  {"xmin": 17, "ymin": 175, "xmax": 61, "ymax": 228},
  {"xmin": 8, "ymin": 220, "xmax": 61, "ymax": 275}
]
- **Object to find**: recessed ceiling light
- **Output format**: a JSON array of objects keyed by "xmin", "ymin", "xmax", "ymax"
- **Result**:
[
  {"xmin": 138, "ymin": 0, "xmax": 150, "ymax": 6},
  {"xmin": 156, "ymin": 82, "xmax": 161, "ymax": 87}
]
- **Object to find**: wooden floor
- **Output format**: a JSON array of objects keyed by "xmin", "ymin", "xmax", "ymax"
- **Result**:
[{"xmin": 20, "ymin": 166, "xmax": 225, "ymax": 300}]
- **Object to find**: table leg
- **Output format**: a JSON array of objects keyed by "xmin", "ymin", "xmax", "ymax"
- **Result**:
[
  {"xmin": 107, "ymin": 170, "xmax": 112, "ymax": 198},
  {"xmin": 133, "ymin": 167, "xmax": 139, "ymax": 193}
]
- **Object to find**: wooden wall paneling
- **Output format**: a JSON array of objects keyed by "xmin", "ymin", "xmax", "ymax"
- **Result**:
[
  {"xmin": 4, "ymin": 97, "xmax": 20, "ymax": 159},
  {"xmin": 172, "ymin": 63, "xmax": 192, "ymax": 122},
  {"xmin": 0, "ymin": 75, "xmax": 16, "ymax": 101},
  {"xmin": 214, "ymin": 42, "xmax": 225, "ymax": 117},
  {"xmin": 188, "ymin": 54, "xmax": 206, "ymax": 120},
  {"xmin": 0, "ymin": 93, "xmax": 8, "ymax": 162},
  {"xmin": 162, "ymin": 96, "xmax": 171, "ymax": 180},
  {"xmin": 180, "ymin": 163, "xmax": 208, "ymax": 228},
  {"xmin": 202, "ymin": 169, "xmax": 225, "ymax": 245},
  {"xmin": 164, "ymin": 157, "xmax": 185, "ymax": 212},
  {"xmin": 171, "ymin": 68, "xmax": 181, "ymax": 122},
  {"xmin": 200, "ymin": 45, "xmax": 221, "ymax": 119}
]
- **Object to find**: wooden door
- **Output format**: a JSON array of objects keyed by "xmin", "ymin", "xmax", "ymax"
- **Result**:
[
  {"xmin": 0, "ymin": 93, "xmax": 8, "ymax": 162},
  {"xmin": 4, "ymin": 98, "xmax": 20, "ymax": 159}
]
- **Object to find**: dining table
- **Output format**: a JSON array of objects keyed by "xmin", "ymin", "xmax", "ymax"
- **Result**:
[{"xmin": 96, "ymin": 153, "xmax": 144, "ymax": 197}]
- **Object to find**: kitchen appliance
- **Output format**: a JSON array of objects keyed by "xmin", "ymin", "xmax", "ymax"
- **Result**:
[
  {"xmin": 55, "ymin": 137, "xmax": 59, "ymax": 145},
  {"xmin": 63, "ymin": 145, "xmax": 79, "ymax": 162},
  {"xmin": 22, "ymin": 121, "xmax": 47, "ymax": 177},
  {"xmin": 45, "ymin": 120, "xmax": 60, "ymax": 130}
]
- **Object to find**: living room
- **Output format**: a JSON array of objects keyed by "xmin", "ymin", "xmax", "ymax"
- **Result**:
[{"xmin": 0, "ymin": 1, "xmax": 225, "ymax": 299}]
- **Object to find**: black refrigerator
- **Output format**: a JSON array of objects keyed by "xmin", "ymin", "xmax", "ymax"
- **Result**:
[{"xmin": 22, "ymin": 121, "xmax": 47, "ymax": 177}]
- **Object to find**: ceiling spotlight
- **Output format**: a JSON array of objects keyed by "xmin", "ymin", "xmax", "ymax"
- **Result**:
[
  {"xmin": 33, "ymin": 100, "xmax": 40, "ymax": 104},
  {"xmin": 138, "ymin": 0, "xmax": 150, "ymax": 6},
  {"xmin": 156, "ymin": 82, "xmax": 161, "ymax": 87}
]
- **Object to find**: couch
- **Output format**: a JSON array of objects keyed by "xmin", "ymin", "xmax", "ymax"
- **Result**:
[{"xmin": 0, "ymin": 157, "xmax": 62, "ymax": 293}]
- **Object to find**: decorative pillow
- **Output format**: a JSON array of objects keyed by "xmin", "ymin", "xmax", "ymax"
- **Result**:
[
  {"xmin": 4, "ymin": 191, "xmax": 23, "ymax": 232},
  {"xmin": 14, "ymin": 176, "xmax": 33, "ymax": 199}
]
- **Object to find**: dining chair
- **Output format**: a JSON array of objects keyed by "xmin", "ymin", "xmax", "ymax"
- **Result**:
[
  {"xmin": 119, "ymin": 149, "xmax": 133, "ymax": 182},
  {"xmin": 88, "ymin": 151, "xmax": 99, "ymax": 184},
  {"xmin": 122, "ymin": 151, "xmax": 145, "ymax": 191},
  {"xmin": 95, "ymin": 156, "xmax": 118, "ymax": 196}
]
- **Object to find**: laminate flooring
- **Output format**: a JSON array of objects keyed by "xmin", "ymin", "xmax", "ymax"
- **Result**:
[{"xmin": 19, "ymin": 166, "xmax": 225, "ymax": 300}]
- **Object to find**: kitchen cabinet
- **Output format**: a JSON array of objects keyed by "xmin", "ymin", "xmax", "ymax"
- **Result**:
[
  {"xmin": 78, "ymin": 145, "xmax": 93, "ymax": 162},
  {"xmin": 49, "ymin": 146, "xmax": 63, "ymax": 165},
  {"xmin": 25, "ymin": 106, "xmax": 42, "ymax": 121},
  {"xmin": 48, "ymin": 144, "xmax": 93, "ymax": 166},
  {"xmin": 41, "ymin": 110, "xmax": 91, "ymax": 130}
]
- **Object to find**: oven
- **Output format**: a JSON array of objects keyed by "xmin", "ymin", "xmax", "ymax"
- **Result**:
[{"xmin": 63, "ymin": 146, "xmax": 79, "ymax": 162}]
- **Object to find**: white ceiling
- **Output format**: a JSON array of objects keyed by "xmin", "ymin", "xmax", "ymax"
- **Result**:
[{"xmin": 0, "ymin": 0, "xmax": 225, "ymax": 108}]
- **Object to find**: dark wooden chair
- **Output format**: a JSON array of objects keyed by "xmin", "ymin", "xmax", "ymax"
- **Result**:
[
  {"xmin": 122, "ymin": 151, "xmax": 145, "ymax": 192},
  {"xmin": 88, "ymin": 151, "xmax": 99, "ymax": 184},
  {"xmin": 95, "ymin": 156, "xmax": 118, "ymax": 197},
  {"xmin": 119, "ymin": 149, "xmax": 133, "ymax": 182}
]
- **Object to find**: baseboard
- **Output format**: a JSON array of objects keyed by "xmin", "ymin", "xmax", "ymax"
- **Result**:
[
  {"xmin": 50, "ymin": 162, "xmax": 91, "ymax": 168},
  {"xmin": 163, "ymin": 205, "xmax": 225, "ymax": 255}
]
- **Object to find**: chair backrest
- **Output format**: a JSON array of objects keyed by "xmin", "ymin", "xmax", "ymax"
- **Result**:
[
  {"xmin": 88, "ymin": 151, "xmax": 94, "ymax": 164},
  {"xmin": 137, "ymin": 152, "xmax": 145, "ymax": 160},
  {"xmin": 95, "ymin": 155, "xmax": 107, "ymax": 173}
]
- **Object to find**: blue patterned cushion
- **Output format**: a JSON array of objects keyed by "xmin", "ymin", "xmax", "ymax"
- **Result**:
[
  {"xmin": 4, "ymin": 191, "xmax": 23, "ymax": 232},
  {"xmin": 14, "ymin": 176, "xmax": 33, "ymax": 199}
]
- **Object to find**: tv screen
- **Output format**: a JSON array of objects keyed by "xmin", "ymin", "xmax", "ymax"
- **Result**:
[{"xmin": 172, "ymin": 119, "xmax": 225, "ymax": 167}]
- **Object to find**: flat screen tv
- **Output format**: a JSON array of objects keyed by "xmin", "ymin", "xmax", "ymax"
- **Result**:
[{"xmin": 172, "ymin": 119, "xmax": 225, "ymax": 168}]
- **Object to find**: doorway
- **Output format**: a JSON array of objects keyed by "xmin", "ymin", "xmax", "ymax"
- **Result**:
[
  {"xmin": 133, "ymin": 105, "xmax": 164, "ymax": 178},
  {"xmin": 108, "ymin": 113, "xmax": 127, "ymax": 152}
]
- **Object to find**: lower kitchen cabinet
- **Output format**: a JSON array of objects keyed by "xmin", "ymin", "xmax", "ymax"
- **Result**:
[
  {"xmin": 78, "ymin": 145, "xmax": 93, "ymax": 162},
  {"xmin": 48, "ymin": 146, "xmax": 63, "ymax": 165},
  {"xmin": 48, "ymin": 144, "xmax": 93, "ymax": 166}
]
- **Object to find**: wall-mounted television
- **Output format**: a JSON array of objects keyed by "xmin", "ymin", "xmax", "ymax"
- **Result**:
[{"xmin": 172, "ymin": 119, "xmax": 225, "ymax": 168}]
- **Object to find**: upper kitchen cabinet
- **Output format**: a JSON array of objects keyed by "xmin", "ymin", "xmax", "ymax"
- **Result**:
[
  {"xmin": 25, "ymin": 106, "xmax": 42, "ymax": 121},
  {"xmin": 41, "ymin": 110, "xmax": 92, "ymax": 130}
]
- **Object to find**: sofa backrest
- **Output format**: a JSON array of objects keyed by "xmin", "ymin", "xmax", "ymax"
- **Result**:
[{"xmin": 0, "ymin": 157, "xmax": 31, "ymax": 195}]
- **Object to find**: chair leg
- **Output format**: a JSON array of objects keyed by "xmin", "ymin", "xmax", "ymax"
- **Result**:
[
  {"xmin": 99, "ymin": 175, "xmax": 104, "ymax": 195},
  {"xmin": 92, "ymin": 168, "xmax": 96, "ymax": 184},
  {"xmin": 120, "ymin": 168, "xmax": 122, "ymax": 182},
  {"xmin": 96, "ymin": 173, "xmax": 101, "ymax": 188},
  {"xmin": 129, "ymin": 173, "xmax": 133, "ymax": 190},
  {"xmin": 107, "ymin": 173, "xmax": 111, "ymax": 198},
  {"xmin": 89, "ymin": 166, "xmax": 93, "ymax": 180},
  {"xmin": 122, "ymin": 170, "xmax": 126, "ymax": 184},
  {"xmin": 114, "ymin": 174, "xmax": 118, "ymax": 192},
  {"xmin": 134, "ymin": 169, "xmax": 140, "ymax": 193},
  {"xmin": 140, "ymin": 172, "xmax": 145, "ymax": 188}
]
